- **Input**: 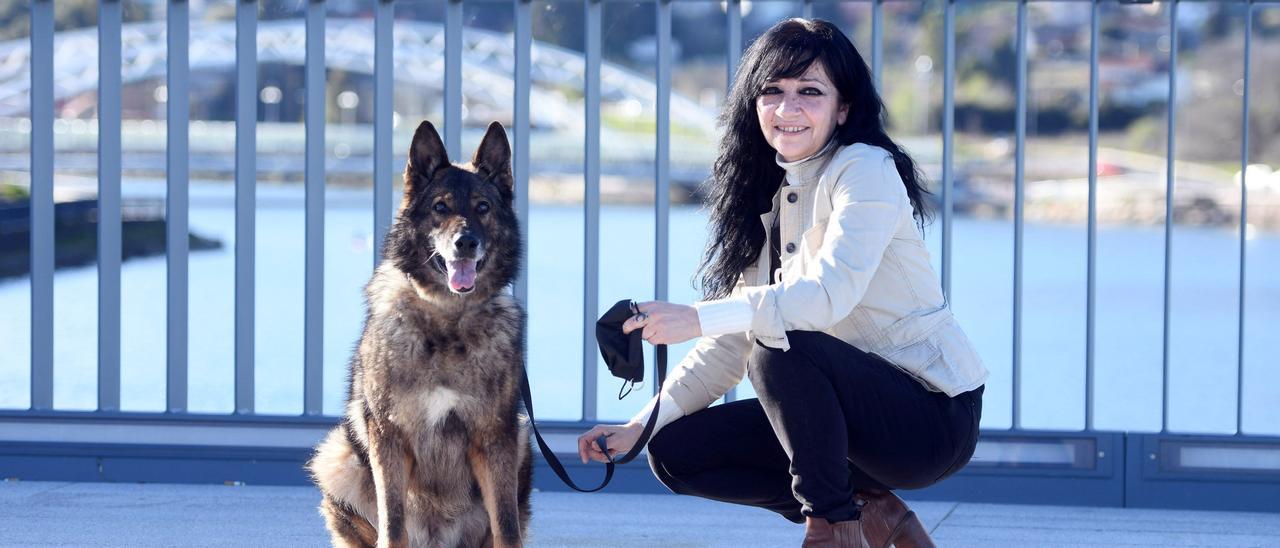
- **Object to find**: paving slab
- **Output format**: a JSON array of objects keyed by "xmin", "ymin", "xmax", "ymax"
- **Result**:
[
  {"xmin": 930, "ymin": 502, "xmax": 1280, "ymax": 547},
  {"xmin": 0, "ymin": 481, "xmax": 1277, "ymax": 547}
]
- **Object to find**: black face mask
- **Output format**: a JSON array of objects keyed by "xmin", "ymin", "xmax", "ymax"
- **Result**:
[{"xmin": 595, "ymin": 299, "xmax": 644, "ymax": 397}]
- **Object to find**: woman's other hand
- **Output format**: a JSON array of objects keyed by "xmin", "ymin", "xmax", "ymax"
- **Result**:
[
  {"xmin": 576, "ymin": 422, "xmax": 644, "ymax": 464},
  {"xmin": 621, "ymin": 301, "xmax": 702, "ymax": 345}
]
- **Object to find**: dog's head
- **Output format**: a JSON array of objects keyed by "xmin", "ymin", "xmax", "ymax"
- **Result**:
[{"xmin": 385, "ymin": 120, "xmax": 521, "ymax": 298}]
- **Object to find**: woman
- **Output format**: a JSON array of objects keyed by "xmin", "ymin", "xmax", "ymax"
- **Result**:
[{"xmin": 576, "ymin": 18, "xmax": 988, "ymax": 548}]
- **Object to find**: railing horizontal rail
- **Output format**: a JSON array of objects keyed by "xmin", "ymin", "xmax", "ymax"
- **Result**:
[{"xmin": 430, "ymin": 0, "xmax": 1279, "ymax": 3}]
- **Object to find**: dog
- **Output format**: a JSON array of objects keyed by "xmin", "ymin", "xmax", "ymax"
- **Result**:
[{"xmin": 307, "ymin": 120, "xmax": 532, "ymax": 548}]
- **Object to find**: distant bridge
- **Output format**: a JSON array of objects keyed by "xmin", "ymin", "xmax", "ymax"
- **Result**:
[
  {"xmin": 0, "ymin": 18, "xmax": 724, "ymax": 186},
  {"xmin": 0, "ymin": 17, "xmax": 718, "ymax": 136}
]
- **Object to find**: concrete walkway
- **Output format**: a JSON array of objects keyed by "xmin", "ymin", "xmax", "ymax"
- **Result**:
[{"xmin": 2, "ymin": 481, "xmax": 1278, "ymax": 547}]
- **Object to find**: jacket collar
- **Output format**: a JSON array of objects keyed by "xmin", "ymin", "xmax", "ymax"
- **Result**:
[{"xmin": 775, "ymin": 138, "xmax": 839, "ymax": 187}]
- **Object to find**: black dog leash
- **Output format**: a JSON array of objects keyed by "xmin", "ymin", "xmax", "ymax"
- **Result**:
[{"xmin": 519, "ymin": 305, "xmax": 667, "ymax": 493}]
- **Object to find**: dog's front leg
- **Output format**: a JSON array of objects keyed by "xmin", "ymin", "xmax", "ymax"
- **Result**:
[
  {"xmin": 367, "ymin": 419, "xmax": 412, "ymax": 548},
  {"xmin": 469, "ymin": 432, "xmax": 523, "ymax": 548}
]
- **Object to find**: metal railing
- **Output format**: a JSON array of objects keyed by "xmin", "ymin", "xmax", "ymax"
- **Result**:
[{"xmin": 4, "ymin": 0, "xmax": 1279, "ymax": 510}]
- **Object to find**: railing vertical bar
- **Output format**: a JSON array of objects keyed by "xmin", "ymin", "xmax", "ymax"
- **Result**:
[
  {"xmin": 1161, "ymin": 0, "xmax": 1178, "ymax": 433},
  {"xmin": 167, "ymin": 0, "xmax": 191, "ymax": 413},
  {"xmin": 373, "ymin": 0, "xmax": 394, "ymax": 267},
  {"xmin": 871, "ymin": 0, "xmax": 883, "ymax": 91},
  {"xmin": 727, "ymin": 0, "xmax": 741, "ymax": 79},
  {"xmin": 30, "ymin": 0, "xmax": 54, "ymax": 411},
  {"xmin": 514, "ymin": 0, "xmax": 531, "ymax": 306},
  {"xmin": 445, "ymin": 0, "xmax": 463, "ymax": 154},
  {"xmin": 1237, "ymin": 0, "xmax": 1252, "ymax": 436},
  {"xmin": 303, "ymin": 0, "xmax": 326, "ymax": 416},
  {"xmin": 234, "ymin": 0, "xmax": 257, "ymax": 415},
  {"xmin": 1012, "ymin": 0, "xmax": 1027, "ymax": 430},
  {"xmin": 655, "ymin": 0, "xmax": 671, "ymax": 396},
  {"xmin": 582, "ymin": 0, "xmax": 602, "ymax": 422},
  {"xmin": 802, "ymin": 0, "xmax": 813, "ymax": 20},
  {"xmin": 1085, "ymin": 0, "xmax": 1099, "ymax": 431},
  {"xmin": 98, "ymin": 0, "xmax": 123, "ymax": 412},
  {"xmin": 941, "ymin": 0, "xmax": 954, "ymax": 301},
  {"xmin": 724, "ymin": 0, "xmax": 741, "ymax": 403}
]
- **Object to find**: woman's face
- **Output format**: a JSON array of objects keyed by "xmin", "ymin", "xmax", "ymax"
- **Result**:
[{"xmin": 755, "ymin": 62, "xmax": 849, "ymax": 163}]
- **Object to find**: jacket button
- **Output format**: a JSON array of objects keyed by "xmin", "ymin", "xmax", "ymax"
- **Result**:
[
  {"xmin": 786, "ymin": 192, "xmax": 798, "ymax": 203},
  {"xmin": 785, "ymin": 242, "xmax": 796, "ymax": 254}
]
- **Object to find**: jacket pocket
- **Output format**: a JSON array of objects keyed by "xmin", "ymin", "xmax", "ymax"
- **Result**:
[
  {"xmin": 883, "ymin": 335, "xmax": 941, "ymax": 378},
  {"xmin": 921, "ymin": 316, "xmax": 988, "ymax": 389},
  {"xmin": 783, "ymin": 220, "xmax": 829, "ymax": 284},
  {"xmin": 894, "ymin": 315, "xmax": 988, "ymax": 396},
  {"xmin": 879, "ymin": 308, "xmax": 954, "ymax": 392},
  {"xmin": 800, "ymin": 219, "xmax": 828, "ymax": 256},
  {"xmin": 883, "ymin": 305, "xmax": 949, "ymax": 349}
]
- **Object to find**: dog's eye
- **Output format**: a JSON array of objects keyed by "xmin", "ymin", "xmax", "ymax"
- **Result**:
[
  {"xmin": 475, "ymin": 202, "xmax": 490, "ymax": 215},
  {"xmin": 433, "ymin": 201, "xmax": 449, "ymax": 214}
]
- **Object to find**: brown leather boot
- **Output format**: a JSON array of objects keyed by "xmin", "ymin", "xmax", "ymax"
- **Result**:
[
  {"xmin": 802, "ymin": 516, "xmax": 870, "ymax": 548},
  {"xmin": 853, "ymin": 489, "xmax": 936, "ymax": 548}
]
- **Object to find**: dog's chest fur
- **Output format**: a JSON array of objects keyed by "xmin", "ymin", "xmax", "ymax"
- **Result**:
[{"xmin": 357, "ymin": 267, "xmax": 523, "ymax": 469}]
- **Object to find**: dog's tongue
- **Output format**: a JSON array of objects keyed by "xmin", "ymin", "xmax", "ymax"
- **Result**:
[{"xmin": 446, "ymin": 259, "xmax": 477, "ymax": 292}]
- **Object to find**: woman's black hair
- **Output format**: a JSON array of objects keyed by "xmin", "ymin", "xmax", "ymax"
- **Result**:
[{"xmin": 696, "ymin": 18, "xmax": 933, "ymax": 300}]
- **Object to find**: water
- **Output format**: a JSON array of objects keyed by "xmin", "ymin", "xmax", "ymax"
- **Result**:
[{"xmin": 0, "ymin": 183, "xmax": 1276, "ymax": 435}]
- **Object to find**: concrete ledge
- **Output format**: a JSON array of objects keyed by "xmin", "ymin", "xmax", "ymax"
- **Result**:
[{"xmin": 3, "ymin": 422, "xmax": 1279, "ymax": 513}]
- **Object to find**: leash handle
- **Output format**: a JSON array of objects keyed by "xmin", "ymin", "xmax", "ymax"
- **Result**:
[
  {"xmin": 520, "ymin": 344, "xmax": 667, "ymax": 492},
  {"xmin": 610, "ymin": 344, "xmax": 665, "ymax": 466}
]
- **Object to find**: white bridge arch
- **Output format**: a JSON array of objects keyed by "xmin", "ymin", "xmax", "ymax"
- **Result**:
[{"xmin": 0, "ymin": 17, "xmax": 718, "ymax": 137}]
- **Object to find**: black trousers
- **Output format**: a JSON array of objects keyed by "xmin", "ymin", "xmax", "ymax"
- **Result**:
[{"xmin": 647, "ymin": 330, "xmax": 983, "ymax": 524}]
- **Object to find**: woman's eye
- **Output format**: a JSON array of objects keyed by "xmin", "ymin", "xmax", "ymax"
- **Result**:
[
  {"xmin": 760, "ymin": 87, "xmax": 781, "ymax": 95},
  {"xmin": 475, "ymin": 202, "xmax": 490, "ymax": 215},
  {"xmin": 433, "ymin": 201, "xmax": 449, "ymax": 213},
  {"xmin": 801, "ymin": 87, "xmax": 823, "ymax": 95}
]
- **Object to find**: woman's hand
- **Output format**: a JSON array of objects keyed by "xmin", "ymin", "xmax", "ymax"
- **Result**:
[
  {"xmin": 576, "ymin": 422, "xmax": 644, "ymax": 464},
  {"xmin": 621, "ymin": 301, "xmax": 702, "ymax": 346}
]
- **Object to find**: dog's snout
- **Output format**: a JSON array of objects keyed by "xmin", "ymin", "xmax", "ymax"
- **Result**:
[{"xmin": 455, "ymin": 234, "xmax": 480, "ymax": 254}]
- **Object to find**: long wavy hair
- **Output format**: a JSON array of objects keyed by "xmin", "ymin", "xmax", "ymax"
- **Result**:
[{"xmin": 696, "ymin": 18, "xmax": 933, "ymax": 299}]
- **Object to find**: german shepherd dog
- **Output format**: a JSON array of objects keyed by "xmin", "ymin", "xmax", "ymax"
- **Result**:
[{"xmin": 308, "ymin": 120, "xmax": 532, "ymax": 548}]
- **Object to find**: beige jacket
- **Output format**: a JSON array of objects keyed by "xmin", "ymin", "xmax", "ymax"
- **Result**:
[{"xmin": 631, "ymin": 141, "xmax": 989, "ymax": 432}]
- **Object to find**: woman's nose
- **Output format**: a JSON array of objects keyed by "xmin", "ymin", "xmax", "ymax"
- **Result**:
[{"xmin": 773, "ymin": 93, "xmax": 802, "ymax": 116}]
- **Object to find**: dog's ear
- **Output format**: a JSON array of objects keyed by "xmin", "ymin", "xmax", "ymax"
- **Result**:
[
  {"xmin": 471, "ymin": 121, "xmax": 512, "ymax": 193},
  {"xmin": 403, "ymin": 120, "xmax": 449, "ymax": 206}
]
